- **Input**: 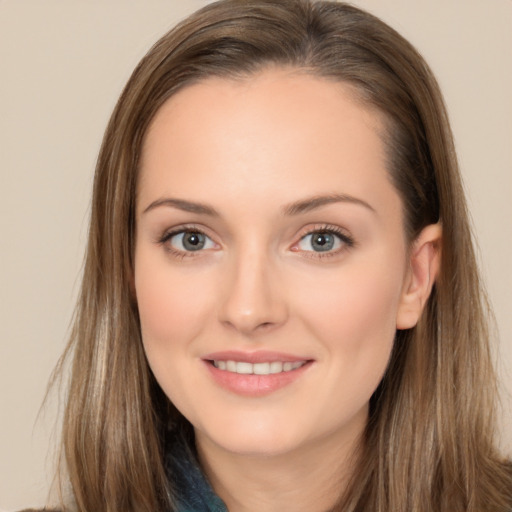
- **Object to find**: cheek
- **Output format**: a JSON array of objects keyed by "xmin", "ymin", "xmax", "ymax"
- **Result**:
[
  {"xmin": 293, "ymin": 254, "xmax": 405, "ymax": 376},
  {"xmin": 134, "ymin": 258, "xmax": 218, "ymax": 414},
  {"xmin": 301, "ymin": 257, "xmax": 402, "ymax": 325},
  {"xmin": 134, "ymin": 256, "xmax": 212, "ymax": 356}
]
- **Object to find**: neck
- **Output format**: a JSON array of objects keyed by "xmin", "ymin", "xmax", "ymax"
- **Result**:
[{"xmin": 195, "ymin": 410, "xmax": 366, "ymax": 512}]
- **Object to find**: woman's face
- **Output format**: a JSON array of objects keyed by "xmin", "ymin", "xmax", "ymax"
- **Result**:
[{"xmin": 135, "ymin": 69, "xmax": 418, "ymax": 458}]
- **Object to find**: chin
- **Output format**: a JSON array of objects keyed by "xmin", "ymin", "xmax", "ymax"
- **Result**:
[
  {"xmin": 194, "ymin": 413, "xmax": 308, "ymax": 457},
  {"xmin": 209, "ymin": 432, "xmax": 303, "ymax": 458}
]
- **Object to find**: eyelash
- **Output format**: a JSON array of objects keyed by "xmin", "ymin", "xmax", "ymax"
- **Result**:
[
  {"xmin": 294, "ymin": 224, "xmax": 355, "ymax": 259},
  {"xmin": 156, "ymin": 223, "xmax": 355, "ymax": 260},
  {"xmin": 157, "ymin": 224, "xmax": 215, "ymax": 260}
]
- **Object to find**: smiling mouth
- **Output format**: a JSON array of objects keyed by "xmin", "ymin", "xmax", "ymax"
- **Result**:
[{"xmin": 210, "ymin": 360, "xmax": 307, "ymax": 375}]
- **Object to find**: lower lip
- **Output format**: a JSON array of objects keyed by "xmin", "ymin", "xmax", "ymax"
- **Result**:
[{"xmin": 203, "ymin": 360, "xmax": 313, "ymax": 397}]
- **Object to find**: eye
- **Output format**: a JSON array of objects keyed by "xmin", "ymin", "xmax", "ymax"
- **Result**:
[
  {"xmin": 296, "ymin": 228, "xmax": 353, "ymax": 253},
  {"xmin": 164, "ymin": 230, "xmax": 217, "ymax": 252}
]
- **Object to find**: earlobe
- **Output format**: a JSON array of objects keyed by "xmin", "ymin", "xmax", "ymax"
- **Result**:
[{"xmin": 396, "ymin": 223, "xmax": 442, "ymax": 330}]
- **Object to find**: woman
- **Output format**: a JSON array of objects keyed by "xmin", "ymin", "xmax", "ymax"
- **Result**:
[{"xmin": 36, "ymin": 0, "xmax": 512, "ymax": 510}]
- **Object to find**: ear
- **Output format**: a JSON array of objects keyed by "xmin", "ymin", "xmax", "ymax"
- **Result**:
[{"xmin": 396, "ymin": 223, "xmax": 442, "ymax": 330}]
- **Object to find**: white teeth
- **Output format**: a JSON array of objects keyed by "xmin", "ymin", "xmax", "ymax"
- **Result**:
[
  {"xmin": 212, "ymin": 360, "xmax": 306, "ymax": 375},
  {"xmin": 269, "ymin": 361, "xmax": 283, "ymax": 374},
  {"xmin": 253, "ymin": 362, "xmax": 270, "ymax": 375},
  {"xmin": 236, "ymin": 362, "xmax": 253, "ymax": 374}
]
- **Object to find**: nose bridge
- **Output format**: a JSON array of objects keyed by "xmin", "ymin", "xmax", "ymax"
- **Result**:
[{"xmin": 219, "ymin": 240, "xmax": 287, "ymax": 334}]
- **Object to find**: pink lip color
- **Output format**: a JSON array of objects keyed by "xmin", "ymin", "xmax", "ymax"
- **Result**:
[{"xmin": 202, "ymin": 351, "xmax": 313, "ymax": 397}]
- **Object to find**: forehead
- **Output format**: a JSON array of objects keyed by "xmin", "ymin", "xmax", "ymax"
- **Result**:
[
  {"xmin": 138, "ymin": 68, "xmax": 398, "ymax": 219},
  {"xmin": 142, "ymin": 68, "xmax": 382, "ymax": 154}
]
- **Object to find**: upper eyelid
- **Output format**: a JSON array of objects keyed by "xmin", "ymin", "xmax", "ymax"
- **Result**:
[
  {"xmin": 158, "ymin": 224, "xmax": 214, "ymax": 241},
  {"xmin": 297, "ymin": 224, "xmax": 353, "ymax": 239}
]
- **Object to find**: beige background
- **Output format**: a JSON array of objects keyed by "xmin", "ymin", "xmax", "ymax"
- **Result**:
[{"xmin": 1, "ymin": 0, "xmax": 511, "ymax": 509}]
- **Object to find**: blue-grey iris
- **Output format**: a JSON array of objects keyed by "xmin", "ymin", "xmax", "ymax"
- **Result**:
[
  {"xmin": 183, "ymin": 232, "xmax": 206, "ymax": 251},
  {"xmin": 311, "ymin": 232, "xmax": 334, "ymax": 252}
]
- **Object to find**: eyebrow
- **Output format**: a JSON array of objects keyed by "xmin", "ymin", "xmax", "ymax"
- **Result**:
[
  {"xmin": 142, "ymin": 198, "xmax": 219, "ymax": 216},
  {"xmin": 282, "ymin": 193, "xmax": 376, "ymax": 216},
  {"xmin": 142, "ymin": 193, "xmax": 375, "ymax": 217}
]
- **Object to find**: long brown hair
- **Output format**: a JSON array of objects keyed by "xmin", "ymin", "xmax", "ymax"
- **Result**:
[{"xmin": 53, "ymin": 1, "xmax": 512, "ymax": 510}]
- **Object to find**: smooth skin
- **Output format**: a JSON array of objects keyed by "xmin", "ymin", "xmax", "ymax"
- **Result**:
[{"xmin": 134, "ymin": 68, "xmax": 441, "ymax": 512}]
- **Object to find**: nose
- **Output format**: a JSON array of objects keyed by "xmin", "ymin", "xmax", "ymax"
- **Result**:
[{"xmin": 218, "ymin": 247, "xmax": 288, "ymax": 335}]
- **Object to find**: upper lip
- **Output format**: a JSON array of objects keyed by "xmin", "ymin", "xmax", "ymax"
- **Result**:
[{"xmin": 202, "ymin": 350, "xmax": 313, "ymax": 364}]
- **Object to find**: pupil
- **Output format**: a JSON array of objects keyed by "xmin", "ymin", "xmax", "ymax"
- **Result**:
[
  {"xmin": 312, "ymin": 233, "xmax": 333, "ymax": 252},
  {"xmin": 183, "ymin": 232, "xmax": 205, "ymax": 251}
]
